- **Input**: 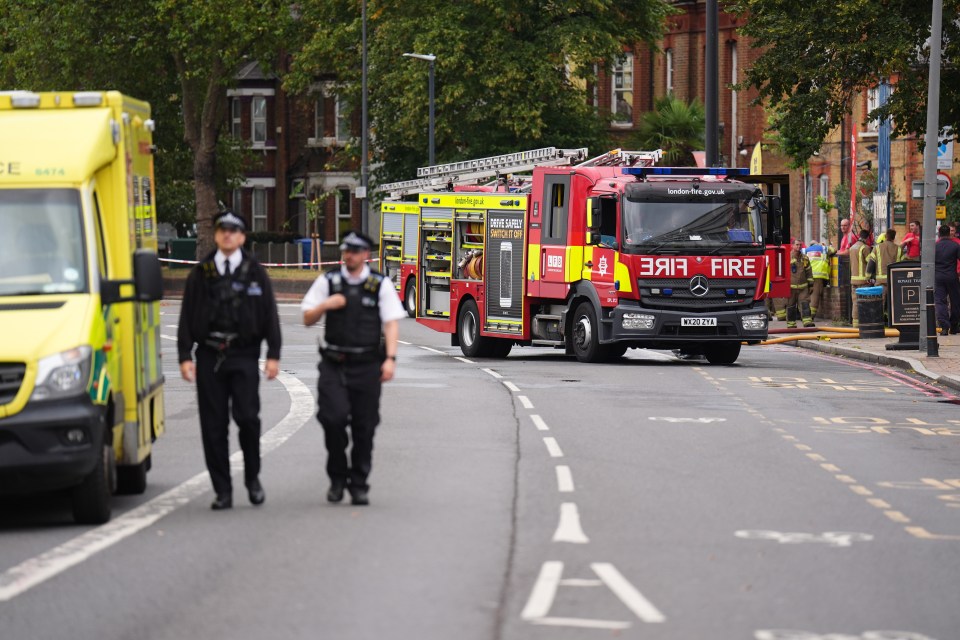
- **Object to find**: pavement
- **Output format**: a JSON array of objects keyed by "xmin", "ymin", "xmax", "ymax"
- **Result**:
[{"xmin": 787, "ymin": 325, "xmax": 960, "ymax": 392}]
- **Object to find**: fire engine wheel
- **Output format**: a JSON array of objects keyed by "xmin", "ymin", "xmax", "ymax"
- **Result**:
[
  {"xmin": 704, "ymin": 341, "xmax": 742, "ymax": 365},
  {"xmin": 404, "ymin": 279, "xmax": 416, "ymax": 317},
  {"xmin": 571, "ymin": 302, "xmax": 604, "ymax": 363},
  {"xmin": 71, "ymin": 442, "xmax": 114, "ymax": 525},
  {"xmin": 488, "ymin": 338, "xmax": 513, "ymax": 359},
  {"xmin": 458, "ymin": 299, "xmax": 491, "ymax": 357},
  {"xmin": 605, "ymin": 344, "xmax": 629, "ymax": 360}
]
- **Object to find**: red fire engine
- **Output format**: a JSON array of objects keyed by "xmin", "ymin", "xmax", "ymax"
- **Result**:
[{"xmin": 378, "ymin": 148, "xmax": 790, "ymax": 364}]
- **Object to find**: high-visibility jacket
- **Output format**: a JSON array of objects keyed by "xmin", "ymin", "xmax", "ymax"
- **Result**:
[
  {"xmin": 868, "ymin": 237, "xmax": 902, "ymax": 283},
  {"xmin": 805, "ymin": 243, "xmax": 834, "ymax": 280},
  {"xmin": 790, "ymin": 249, "xmax": 813, "ymax": 289},
  {"xmin": 849, "ymin": 241, "xmax": 871, "ymax": 285}
]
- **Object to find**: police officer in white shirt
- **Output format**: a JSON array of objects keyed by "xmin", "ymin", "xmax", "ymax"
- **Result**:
[{"xmin": 301, "ymin": 231, "xmax": 405, "ymax": 505}]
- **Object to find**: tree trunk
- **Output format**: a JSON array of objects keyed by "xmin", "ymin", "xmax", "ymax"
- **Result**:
[
  {"xmin": 175, "ymin": 52, "xmax": 226, "ymax": 261},
  {"xmin": 193, "ymin": 149, "xmax": 218, "ymax": 258}
]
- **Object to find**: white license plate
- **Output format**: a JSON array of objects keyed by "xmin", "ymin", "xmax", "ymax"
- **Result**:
[{"xmin": 681, "ymin": 317, "xmax": 717, "ymax": 327}]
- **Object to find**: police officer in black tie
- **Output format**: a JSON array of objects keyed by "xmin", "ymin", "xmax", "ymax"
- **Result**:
[
  {"xmin": 301, "ymin": 230, "xmax": 405, "ymax": 506},
  {"xmin": 178, "ymin": 211, "xmax": 282, "ymax": 510}
]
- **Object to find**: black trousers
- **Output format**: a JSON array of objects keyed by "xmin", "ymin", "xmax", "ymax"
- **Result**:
[
  {"xmin": 196, "ymin": 348, "xmax": 262, "ymax": 496},
  {"xmin": 934, "ymin": 275, "xmax": 960, "ymax": 331},
  {"xmin": 316, "ymin": 357, "xmax": 382, "ymax": 490}
]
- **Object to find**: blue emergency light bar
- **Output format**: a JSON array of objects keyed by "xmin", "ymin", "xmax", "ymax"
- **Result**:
[{"xmin": 623, "ymin": 167, "xmax": 751, "ymax": 177}]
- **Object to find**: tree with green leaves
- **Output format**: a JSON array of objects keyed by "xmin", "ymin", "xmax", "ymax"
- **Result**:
[
  {"xmin": 0, "ymin": 0, "xmax": 295, "ymax": 257},
  {"xmin": 730, "ymin": 0, "xmax": 960, "ymax": 165},
  {"xmin": 286, "ymin": 0, "xmax": 675, "ymax": 186},
  {"xmin": 628, "ymin": 94, "xmax": 705, "ymax": 166}
]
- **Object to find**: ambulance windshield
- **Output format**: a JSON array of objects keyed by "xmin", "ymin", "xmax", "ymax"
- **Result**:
[
  {"xmin": 0, "ymin": 189, "xmax": 88, "ymax": 296},
  {"xmin": 621, "ymin": 195, "xmax": 762, "ymax": 252}
]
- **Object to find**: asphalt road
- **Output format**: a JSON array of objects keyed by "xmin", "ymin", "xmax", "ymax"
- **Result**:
[{"xmin": 1, "ymin": 300, "xmax": 958, "ymax": 640}]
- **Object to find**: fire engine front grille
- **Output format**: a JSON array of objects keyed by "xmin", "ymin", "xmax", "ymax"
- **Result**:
[
  {"xmin": 0, "ymin": 363, "xmax": 26, "ymax": 405},
  {"xmin": 637, "ymin": 278, "xmax": 756, "ymax": 311}
]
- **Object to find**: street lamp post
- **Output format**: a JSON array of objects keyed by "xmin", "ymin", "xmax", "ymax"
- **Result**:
[
  {"xmin": 403, "ymin": 52, "xmax": 436, "ymax": 166},
  {"xmin": 360, "ymin": 0, "xmax": 368, "ymax": 234}
]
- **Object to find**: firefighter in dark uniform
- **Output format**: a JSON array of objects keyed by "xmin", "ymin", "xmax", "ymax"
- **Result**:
[
  {"xmin": 301, "ymin": 231, "xmax": 405, "ymax": 506},
  {"xmin": 178, "ymin": 211, "xmax": 282, "ymax": 510}
]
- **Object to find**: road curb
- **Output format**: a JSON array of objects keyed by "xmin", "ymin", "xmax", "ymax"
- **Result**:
[{"xmin": 795, "ymin": 340, "xmax": 960, "ymax": 393}]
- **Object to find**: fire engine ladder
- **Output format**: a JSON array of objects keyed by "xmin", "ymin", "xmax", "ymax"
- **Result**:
[
  {"xmin": 377, "ymin": 146, "xmax": 589, "ymax": 198},
  {"xmin": 576, "ymin": 148, "xmax": 663, "ymax": 168}
]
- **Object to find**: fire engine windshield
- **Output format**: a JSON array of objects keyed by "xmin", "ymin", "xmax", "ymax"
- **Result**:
[
  {"xmin": 621, "ymin": 193, "xmax": 762, "ymax": 253},
  {"xmin": 0, "ymin": 189, "xmax": 88, "ymax": 296}
]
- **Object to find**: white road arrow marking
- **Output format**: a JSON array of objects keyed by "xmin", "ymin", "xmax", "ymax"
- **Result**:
[
  {"xmin": 552, "ymin": 503, "xmax": 589, "ymax": 543},
  {"xmin": 522, "ymin": 561, "xmax": 666, "ymax": 628}
]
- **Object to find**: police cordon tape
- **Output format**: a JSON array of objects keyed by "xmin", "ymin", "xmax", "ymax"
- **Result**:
[{"xmin": 159, "ymin": 257, "xmax": 381, "ymax": 268}]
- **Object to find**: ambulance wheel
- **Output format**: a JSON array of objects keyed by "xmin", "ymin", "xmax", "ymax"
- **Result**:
[
  {"xmin": 71, "ymin": 443, "xmax": 114, "ymax": 525},
  {"xmin": 705, "ymin": 341, "xmax": 741, "ymax": 365},
  {"xmin": 458, "ymin": 299, "xmax": 490, "ymax": 357},
  {"xmin": 571, "ymin": 301, "xmax": 603, "ymax": 363},
  {"xmin": 117, "ymin": 455, "xmax": 149, "ymax": 495},
  {"xmin": 404, "ymin": 279, "xmax": 416, "ymax": 317}
]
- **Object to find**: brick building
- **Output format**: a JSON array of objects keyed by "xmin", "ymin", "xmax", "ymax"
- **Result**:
[{"xmin": 227, "ymin": 62, "xmax": 362, "ymax": 254}]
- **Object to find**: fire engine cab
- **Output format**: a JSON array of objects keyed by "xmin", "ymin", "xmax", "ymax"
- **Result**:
[{"xmin": 378, "ymin": 148, "xmax": 790, "ymax": 364}]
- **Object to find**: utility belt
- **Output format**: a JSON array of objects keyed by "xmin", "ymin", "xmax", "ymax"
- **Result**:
[
  {"xmin": 204, "ymin": 331, "xmax": 239, "ymax": 352},
  {"xmin": 320, "ymin": 344, "xmax": 382, "ymax": 364},
  {"xmin": 204, "ymin": 331, "xmax": 241, "ymax": 373}
]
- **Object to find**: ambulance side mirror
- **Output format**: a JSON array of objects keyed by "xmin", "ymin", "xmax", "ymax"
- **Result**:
[
  {"xmin": 586, "ymin": 197, "xmax": 601, "ymax": 245},
  {"xmin": 101, "ymin": 250, "xmax": 163, "ymax": 305},
  {"xmin": 133, "ymin": 250, "xmax": 164, "ymax": 302}
]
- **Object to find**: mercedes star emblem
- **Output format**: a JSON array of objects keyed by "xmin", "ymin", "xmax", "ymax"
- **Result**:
[{"xmin": 689, "ymin": 275, "xmax": 709, "ymax": 297}]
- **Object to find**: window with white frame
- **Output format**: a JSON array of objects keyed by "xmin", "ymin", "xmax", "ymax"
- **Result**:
[
  {"xmin": 804, "ymin": 172, "xmax": 813, "ymax": 242},
  {"xmin": 231, "ymin": 99, "xmax": 242, "ymax": 139},
  {"xmin": 251, "ymin": 96, "xmax": 267, "ymax": 145},
  {"xmin": 336, "ymin": 188, "xmax": 352, "ymax": 241},
  {"xmin": 252, "ymin": 188, "xmax": 267, "ymax": 232},
  {"xmin": 665, "ymin": 49, "xmax": 674, "ymax": 94},
  {"xmin": 866, "ymin": 86, "xmax": 880, "ymax": 132},
  {"xmin": 336, "ymin": 95, "xmax": 351, "ymax": 142},
  {"xmin": 611, "ymin": 53, "xmax": 633, "ymax": 125},
  {"xmin": 232, "ymin": 188, "xmax": 243, "ymax": 217},
  {"xmin": 314, "ymin": 97, "xmax": 324, "ymax": 138}
]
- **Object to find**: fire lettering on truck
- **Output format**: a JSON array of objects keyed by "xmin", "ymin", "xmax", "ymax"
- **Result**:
[
  {"xmin": 547, "ymin": 255, "xmax": 563, "ymax": 268},
  {"xmin": 710, "ymin": 257, "xmax": 756, "ymax": 277},
  {"xmin": 637, "ymin": 256, "xmax": 759, "ymax": 278},
  {"xmin": 637, "ymin": 257, "xmax": 689, "ymax": 277},
  {"xmin": 0, "ymin": 162, "xmax": 21, "ymax": 175}
]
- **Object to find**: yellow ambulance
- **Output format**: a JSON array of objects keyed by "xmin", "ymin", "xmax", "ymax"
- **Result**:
[{"xmin": 0, "ymin": 91, "xmax": 164, "ymax": 524}]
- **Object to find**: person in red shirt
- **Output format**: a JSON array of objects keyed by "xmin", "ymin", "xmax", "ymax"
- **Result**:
[
  {"xmin": 900, "ymin": 220, "xmax": 922, "ymax": 260},
  {"xmin": 837, "ymin": 217, "xmax": 858, "ymax": 255}
]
